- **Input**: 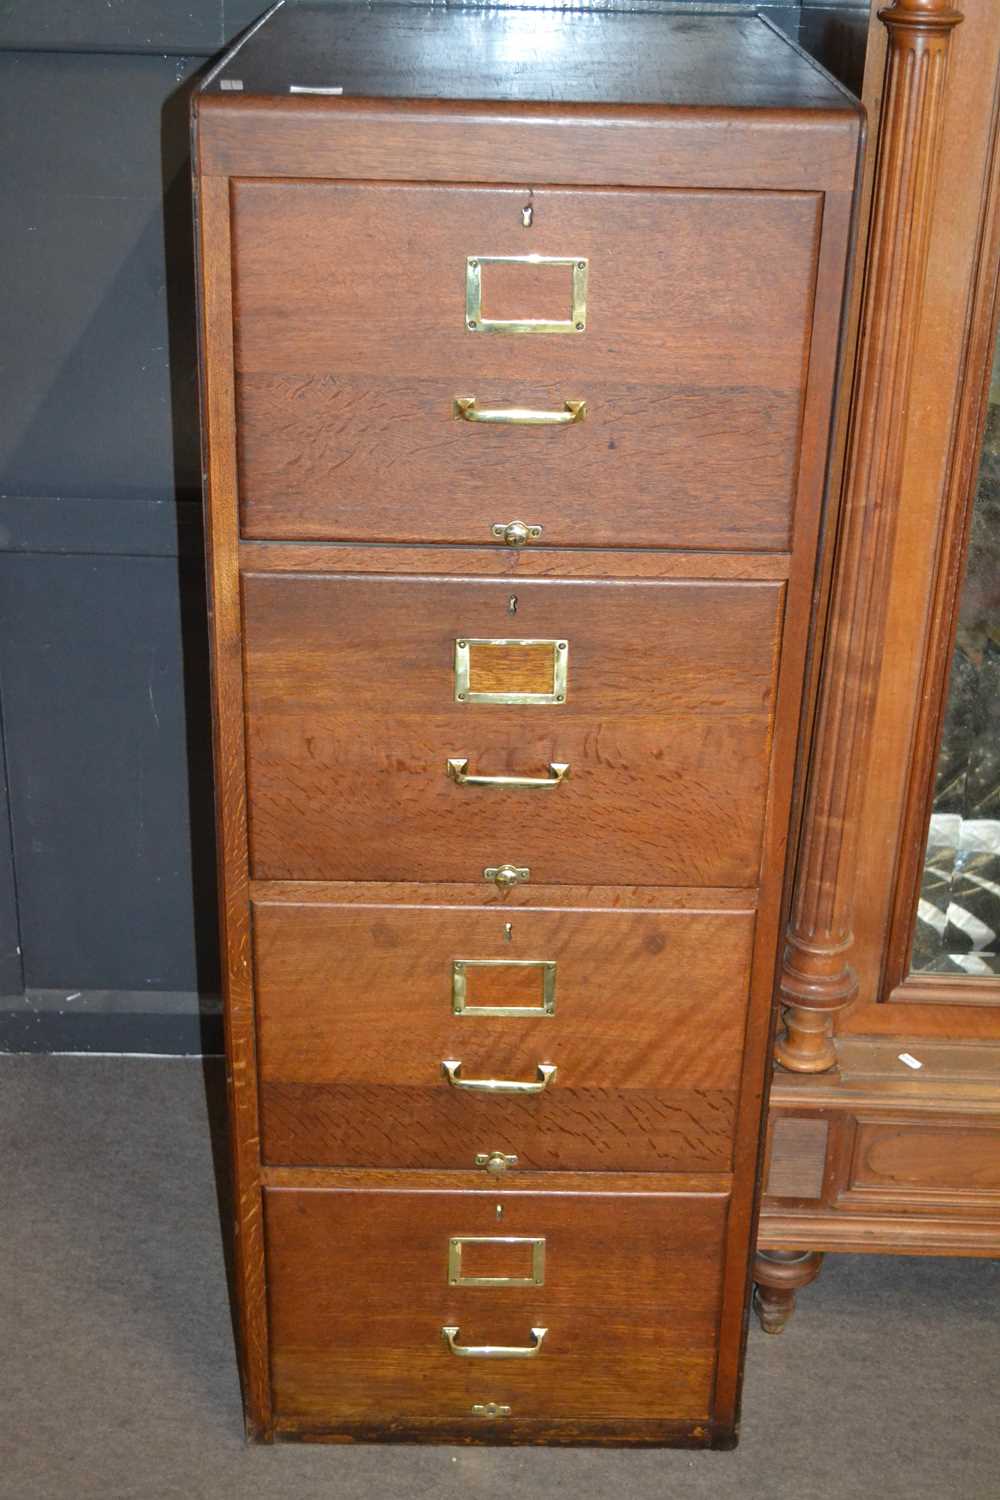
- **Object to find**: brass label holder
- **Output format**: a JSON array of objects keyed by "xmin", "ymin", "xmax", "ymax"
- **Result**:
[
  {"xmin": 448, "ymin": 1235, "xmax": 546, "ymax": 1287},
  {"xmin": 454, "ymin": 637, "xmax": 568, "ymax": 705},
  {"xmin": 453, "ymin": 958, "xmax": 557, "ymax": 1017},
  {"xmin": 466, "ymin": 254, "xmax": 588, "ymax": 334}
]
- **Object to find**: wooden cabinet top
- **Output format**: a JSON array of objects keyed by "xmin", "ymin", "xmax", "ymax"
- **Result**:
[{"xmin": 201, "ymin": 0, "xmax": 858, "ymax": 113}]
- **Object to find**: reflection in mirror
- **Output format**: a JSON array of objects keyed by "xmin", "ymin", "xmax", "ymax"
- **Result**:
[{"xmin": 912, "ymin": 329, "xmax": 1000, "ymax": 974}]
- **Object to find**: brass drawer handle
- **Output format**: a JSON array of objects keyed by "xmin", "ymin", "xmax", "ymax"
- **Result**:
[
  {"xmin": 441, "ymin": 1060, "xmax": 557, "ymax": 1094},
  {"xmin": 455, "ymin": 397, "xmax": 585, "ymax": 426},
  {"xmin": 441, "ymin": 1326, "xmax": 547, "ymax": 1360},
  {"xmin": 447, "ymin": 758, "xmax": 569, "ymax": 790}
]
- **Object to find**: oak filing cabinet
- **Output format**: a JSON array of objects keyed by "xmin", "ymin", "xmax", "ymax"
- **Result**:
[{"xmin": 193, "ymin": 0, "xmax": 862, "ymax": 1447}]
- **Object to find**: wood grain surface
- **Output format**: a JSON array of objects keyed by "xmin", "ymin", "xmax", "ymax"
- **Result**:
[
  {"xmin": 761, "ymin": 1039, "xmax": 1000, "ymax": 1257},
  {"xmin": 847, "ymin": 1120, "xmax": 1000, "ymax": 1197},
  {"xmin": 242, "ymin": 571, "xmax": 784, "ymax": 885},
  {"xmin": 232, "ymin": 181, "xmax": 820, "ymax": 549},
  {"xmin": 250, "ymin": 879, "xmax": 758, "ymax": 909},
  {"xmin": 198, "ymin": 96, "xmax": 861, "ymax": 194},
  {"xmin": 237, "ymin": 543, "xmax": 793, "ymax": 581},
  {"xmin": 265, "ymin": 1180, "xmax": 728, "ymax": 1430},
  {"xmin": 252, "ymin": 899, "xmax": 754, "ymax": 1170}
]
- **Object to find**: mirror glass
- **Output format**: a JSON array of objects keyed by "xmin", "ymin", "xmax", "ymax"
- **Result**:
[{"xmin": 911, "ymin": 327, "xmax": 1000, "ymax": 975}]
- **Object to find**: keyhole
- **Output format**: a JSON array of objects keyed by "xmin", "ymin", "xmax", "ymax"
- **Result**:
[
  {"xmin": 496, "ymin": 1204, "xmax": 504, "ymax": 1220},
  {"xmin": 508, "ymin": 595, "xmax": 518, "ymax": 615},
  {"xmin": 504, "ymin": 922, "xmax": 513, "ymax": 943},
  {"xmin": 521, "ymin": 204, "xmax": 533, "ymax": 227}
]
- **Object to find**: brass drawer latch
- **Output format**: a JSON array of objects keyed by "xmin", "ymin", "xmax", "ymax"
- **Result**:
[
  {"xmin": 491, "ymin": 520, "xmax": 543, "ymax": 547},
  {"xmin": 483, "ymin": 864, "xmax": 529, "ymax": 893},
  {"xmin": 474, "ymin": 1151, "xmax": 519, "ymax": 1175}
]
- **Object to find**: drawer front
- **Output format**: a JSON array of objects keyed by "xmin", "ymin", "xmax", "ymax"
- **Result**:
[
  {"xmin": 243, "ymin": 572, "xmax": 783, "ymax": 885},
  {"xmin": 253, "ymin": 900, "xmax": 755, "ymax": 1171},
  {"xmin": 265, "ymin": 1182, "xmax": 727, "ymax": 1429},
  {"xmin": 231, "ymin": 180, "xmax": 821, "ymax": 549}
]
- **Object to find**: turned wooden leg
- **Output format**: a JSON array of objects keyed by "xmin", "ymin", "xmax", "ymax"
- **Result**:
[{"xmin": 753, "ymin": 1249, "xmax": 825, "ymax": 1334}]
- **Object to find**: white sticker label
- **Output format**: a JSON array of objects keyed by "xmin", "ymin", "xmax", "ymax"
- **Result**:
[{"xmin": 898, "ymin": 1052, "xmax": 923, "ymax": 1070}]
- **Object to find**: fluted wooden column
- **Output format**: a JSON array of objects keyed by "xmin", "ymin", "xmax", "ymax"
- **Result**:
[{"xmin": 776, "ymin": 0, "xmax": 964, "ymax": 1072}]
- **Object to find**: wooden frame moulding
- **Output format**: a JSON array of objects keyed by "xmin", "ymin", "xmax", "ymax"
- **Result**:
[
  {"xmin": 775, "ymin": 0, "xmax": 967, "ymax": 1072},
  {"xmin": 881, "ymin": 76, "xmax": 1000, "ymax": 1011},
  {"xmin": 843, "ymin": 0, "xmax": 1000, "ymax": 1035}
]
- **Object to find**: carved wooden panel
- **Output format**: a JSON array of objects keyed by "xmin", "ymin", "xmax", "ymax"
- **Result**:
[
  {"xmin": 843, "ymin": 1118, "xmax": 1000, "ymax": 1206},
  {"xmin": 761, "ymin": 1035, "xmax": 1000, "ymax": 1266}
]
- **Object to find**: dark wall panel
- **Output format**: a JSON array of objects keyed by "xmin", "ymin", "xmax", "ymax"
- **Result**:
[
  {"xmin": 0, "ymin": 0, "xmax": 798, "ymax": 56},
  {"xmin": 0, "ymin": 722, "xmax": 22, "ymax": 995},
  {"xmin": 0, "ymin": 50, "xmax": 204, "ymax": 503},
  {"xmin": 0, "ymin": 496, "xmax": 203, "ymax": 558},
  {"xmin": 0, "ymin": 552, "xmax": 218, "ymax": 995},
  {"xmin": 0, "ymin": 0, "xmax": 265, "ymax": 54},
  {"xmin": 0, "ymin": 36, "xmax": 219, "ymax": 1014}
]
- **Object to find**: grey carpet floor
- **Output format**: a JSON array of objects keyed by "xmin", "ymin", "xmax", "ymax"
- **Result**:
[{"xmin": 2, "ymin": 1055, "xmax": 998, "ymax": 1500}]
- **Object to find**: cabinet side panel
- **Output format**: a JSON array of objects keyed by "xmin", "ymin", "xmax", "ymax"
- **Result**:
[{"xmin": 195, "ymin": 168, "xmax": 271, "ymax": 1438}]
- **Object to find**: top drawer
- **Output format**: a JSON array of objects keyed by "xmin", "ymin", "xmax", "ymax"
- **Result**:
[{"xmin": 231, "ymin": 181, "xmax": 821, "ymax": 549}]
